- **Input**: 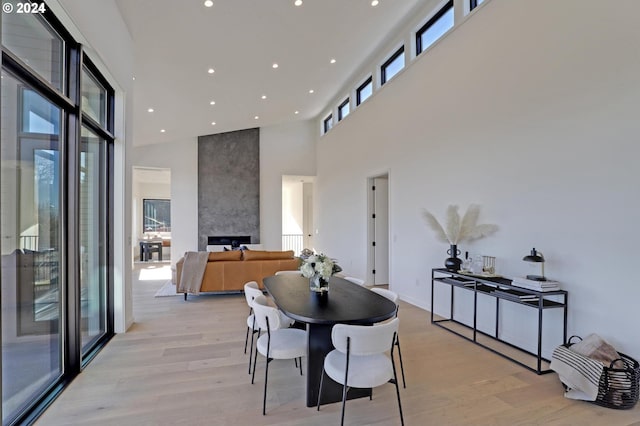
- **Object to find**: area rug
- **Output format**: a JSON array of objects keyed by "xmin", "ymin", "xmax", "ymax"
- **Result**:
[{"xmin": 154, "ymin": 280, "xmax": 178, "ymax": 297}]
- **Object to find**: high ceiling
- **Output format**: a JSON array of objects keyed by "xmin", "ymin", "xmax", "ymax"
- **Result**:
[{"xmin": 114, "ymin": 0, "xmax": 426, "ymax": 146}]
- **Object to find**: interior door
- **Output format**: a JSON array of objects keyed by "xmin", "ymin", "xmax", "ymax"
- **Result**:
[
  {"xmin": 303, "ymin": 182, "xmax": 314, "ymax": 251},
  {"xmin": 372, "ymin": 176, "xmax": 389, "ymax": 285}
]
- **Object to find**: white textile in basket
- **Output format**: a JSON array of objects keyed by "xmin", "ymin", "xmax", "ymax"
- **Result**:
[{"xmin": 550, "ymin": 345, "xmax": 603, "ymax": 401}]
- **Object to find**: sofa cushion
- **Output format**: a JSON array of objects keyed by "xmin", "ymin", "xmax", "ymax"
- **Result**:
[
  {"xmin": 242, "ymin": 250, "xmax": 294, "ymax": 261},
  {"xmin": 208, "ymin": 250, "xmax": 242, "ymax": 262}
]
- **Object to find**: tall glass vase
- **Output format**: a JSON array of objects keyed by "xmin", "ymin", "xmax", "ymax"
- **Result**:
[
  {"xmin": 309, "ymin": 274, "xmax": 329, "ymax": 293},
  {"xmin": 445, "ymin": 244, "xmax": 462, "ymax": 271}
]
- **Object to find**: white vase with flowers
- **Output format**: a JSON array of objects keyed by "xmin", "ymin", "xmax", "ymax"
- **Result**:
[{"xmin": 300, "ymin": 253, "xmax": 342, "ymax": 293}]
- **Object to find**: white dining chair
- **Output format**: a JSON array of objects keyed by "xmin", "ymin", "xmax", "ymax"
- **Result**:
[
  {"xmin": 370, "ymin": 287, "xmax": 406, "ymax": 388},
  {"xmin": 244, "ymin": 282, "xmax": 264, "ymax": 373},
  {"xmin": 317, "ymin": 318, "xmax": 404, "ymax": 426},
  {"xmin": 343, "ymin": 276, "xmax": 365, "ymax": 286},
  {"xmin": 244, "ymin": 281, "xmax": 296, "ymax": 374},
  {"xmin": 251, "ymin": 295, "xmax": 307, "ymax": 415}
]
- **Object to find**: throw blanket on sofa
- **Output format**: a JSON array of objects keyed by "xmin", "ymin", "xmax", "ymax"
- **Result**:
[{"xmin": 178, "ymin": 251, "xmax": 209, "ymax": 295}]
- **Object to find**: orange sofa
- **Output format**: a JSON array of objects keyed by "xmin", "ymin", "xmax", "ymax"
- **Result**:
[{"xmin": 175, "ymin": 249, "xmax": 299, "ymax": 296}]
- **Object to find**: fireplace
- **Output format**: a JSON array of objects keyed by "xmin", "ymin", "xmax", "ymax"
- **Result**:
[{"xmin": 207, "ymin": 236, "xmax": 251, "ymax": 247}]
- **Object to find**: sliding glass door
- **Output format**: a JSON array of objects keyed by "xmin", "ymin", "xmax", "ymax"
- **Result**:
[
  {"xmin": 79, "ymin": 126, "xmax": 108, "ymax": 352},
  {"xmin": 1, "ymin": 71, "xmax": 63, "ymax": 424},
  {"xmin": 2, "ymin": 5, "xmax": 115, "ymax": 424}
]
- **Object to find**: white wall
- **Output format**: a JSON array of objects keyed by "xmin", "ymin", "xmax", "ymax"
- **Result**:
[
  {"xmin": 131, "ymin": 119, "xmax": 316, "ymax": 264},
  {"xmin": 260, "ymin": 120, "xmax": 317, "ymax": 249},
  {"xmin": 282, "ymin": 180, "xmax": 304, "ymax": 235},
  {"xmin": 131, "ymin": 139, "xmax": 198, "ymax": 263},
  {"xmin": 132, "ymin": 178, "xmax": 171, "ymax": 261},
  {"xmin": 315, "ymin": 0, "xmax": 640, "ymax": 358}
]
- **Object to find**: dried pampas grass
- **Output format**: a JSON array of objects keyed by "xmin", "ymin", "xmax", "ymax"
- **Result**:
[
  {"xmin": 422, "ymin": 210, "xmax": 449, "ymax": 243},
  {"xmin": 422, "ymin": 204, "xmax": 498, "ymax": 244}
]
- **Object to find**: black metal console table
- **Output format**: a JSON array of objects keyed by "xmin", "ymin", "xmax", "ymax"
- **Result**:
[{"xmin": 431, "ymin": 268, "xmax": 568, "ymax": 374}]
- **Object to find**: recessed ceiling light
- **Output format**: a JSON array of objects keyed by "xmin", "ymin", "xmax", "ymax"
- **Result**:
[
  {"xmin": 330, "ymin": 58, "xmax": 336, "ymax": 64},
  {"xmin": 295, "ymin": 111, "xmax": 299, "ymax": 115},
  {"xmin": 208, "ymin": 68, "xmax": 215, "ymax": 74},
  {"xmin": 211, "ymin": 122, "xmax": 216, "ymax": 126},
  {"xmin": 272, "ymin": 63, "xmax": 279, "ymax": 69},
  {"xmin": 294, "ymin": 0, "xmax": 302, "ymax": 6},
  {"xmin": 371, "ymin": 0, "xmax": 379, "ymax": 6},
  {"xmin": 261, "ymin": 95, "xmax": 267, "ymax": 100},
  {"xmin": 309, "ymin": 89, "xmax": 314, "ymax": 94},
  {"xmin": 160, "ymin": 129, "xmax": 166, "ymax": 133},
  {"xmin": 147, "ymin": 108, "xmax": 154, "ymax": 112},
  {"xmin": 204, "ymin": 0, "xmax": 213, "ymax": 7},
  {"xmin": 254, "ymin": 116, "xmax": 259, "ymax": 120},
  {"xmin": 210, "ymin": 100, "xmax": 216, "ymax": 105},
  {"xmin": 132, "ymin": 76, "xmax": 136, "ymax": 81}
]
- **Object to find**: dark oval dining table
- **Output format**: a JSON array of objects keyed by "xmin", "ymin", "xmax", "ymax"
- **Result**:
[{"xmin": 263, "ymin": 274, "xmax": 397, "ymax": 407}]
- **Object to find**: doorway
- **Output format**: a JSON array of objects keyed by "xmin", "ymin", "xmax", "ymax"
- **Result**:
[
  {"xmin": 132, "ymin": 167, "xmax": 172, "ymax": 262},
  {"xmin": 368, "ymin": 174, "xmax": 389, "ymax": 286},
  {"xmin": 282, "ymin": 175, "xmax": 315, "ymax": 255}
]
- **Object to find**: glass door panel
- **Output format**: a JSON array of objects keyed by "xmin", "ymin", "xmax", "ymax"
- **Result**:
[
  {"xmin": 79, "ymin": 127, "xmax": 108, "ymax": 352},
  {"xmin": 81, "ymin": 67, "xmax": 107, "ymax": 127},
  {"xmin": 1, "ymin": 2, "xmax": 64, "ymax": 91},
  {"xmin": 1, "ymin": 72, "xmax": 63, "ymax": 423}
]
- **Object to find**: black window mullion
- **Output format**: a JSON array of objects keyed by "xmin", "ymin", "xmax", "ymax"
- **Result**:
[
  {"xmin": 82, "ymin": 114, "xmax": 115, "ymax": 141},
  {"xmin": 64, "ymin": 43, "xmax": 82, "ymax": 379},
  {"xmin": 2, "ymin": 49, "xmax": 75, "ymax": 112}
]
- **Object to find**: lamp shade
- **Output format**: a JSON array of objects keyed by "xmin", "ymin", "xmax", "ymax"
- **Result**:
[{"xmin": 523, "ymin": 248, "xmax": 544, "ymax": 263}]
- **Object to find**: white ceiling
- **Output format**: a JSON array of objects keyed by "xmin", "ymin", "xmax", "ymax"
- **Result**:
[{"xmin": 114, "ymin": 0, "xmax": 426, "ymax": 146}]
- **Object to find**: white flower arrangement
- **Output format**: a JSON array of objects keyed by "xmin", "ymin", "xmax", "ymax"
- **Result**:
[
  {"xmin": 422, "ymin": 204, "xmax": 498, "ymax": 245},
  {"xmin": 300, "ymin": 253, "xmax": 342, "ymax": 280}
]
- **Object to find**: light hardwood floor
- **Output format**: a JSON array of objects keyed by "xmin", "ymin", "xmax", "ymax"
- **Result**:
[{"xmin": 37, "ymin": 264, "xmax": 640, "ymax": 425}]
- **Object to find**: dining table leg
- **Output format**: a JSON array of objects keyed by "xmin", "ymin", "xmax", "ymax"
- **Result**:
[{"xmin": 306, "ymin": 323, "xmax": 371, "ymax": 407}]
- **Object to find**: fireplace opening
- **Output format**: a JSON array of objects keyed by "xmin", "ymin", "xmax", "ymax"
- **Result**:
[{"xmin": 207, "ymin": 236, "xmax": 251, "ymax": 247}]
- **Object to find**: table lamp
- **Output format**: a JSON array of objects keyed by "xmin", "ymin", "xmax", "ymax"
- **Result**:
[{"xmin": 523, "ymin": 248, "xmax": 546, "ymax": 281}]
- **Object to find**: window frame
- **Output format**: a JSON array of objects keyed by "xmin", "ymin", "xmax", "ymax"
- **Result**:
[
  {"xmin": 415, "ymin": 0, "xmax": 454, "ymax": 56},
  {"xmin": 380, "ymin": 46, "xmax": 405, "ymax": 86},
  {"xmin": 356, "ymin": 76, "xmax": 373, "ymax": 106},
  {"xmin": 470, "ymin": 0, "xmax": 484, "ymax": 12},
  {"xmin": 142, "ymin": 198, "xmax": 172, "ymax": 233},
  {"xmin": 338, "ymin": 98, "xmax": 350, "ymax": 121},
  {"xmin": 323, "ymin": 114, "xmax": 333, "ymax": 134}
]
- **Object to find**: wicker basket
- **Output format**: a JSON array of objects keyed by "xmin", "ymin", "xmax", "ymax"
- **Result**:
[{"xmin": 564, "ymin": 336, "xmax": 639, "ymax": 410}]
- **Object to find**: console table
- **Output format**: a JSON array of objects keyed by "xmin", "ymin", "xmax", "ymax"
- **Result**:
[{"xmin": 431, "ymin": 268, "xmax": 568, "ymax": 374}]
